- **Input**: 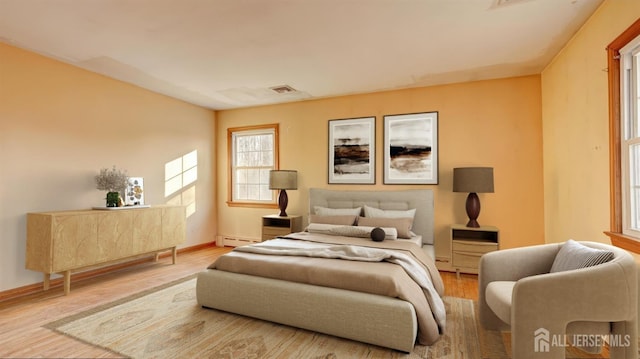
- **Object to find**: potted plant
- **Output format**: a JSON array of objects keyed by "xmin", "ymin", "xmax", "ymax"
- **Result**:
[{"xmin": 95, "ymin": 166, "xmax": 128, "ymax": 207}]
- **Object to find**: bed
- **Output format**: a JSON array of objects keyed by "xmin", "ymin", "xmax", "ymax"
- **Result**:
[{"xmin": 196, "ymin": 188, "xmax": 444, "ymax": 352}]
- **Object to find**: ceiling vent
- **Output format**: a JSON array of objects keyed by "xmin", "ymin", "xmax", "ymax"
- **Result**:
[
  {"xmin": 491, "ymin": 0, "xmax": 536, "ymax": 8},
  {"xmin": 269, "ymin": 85, "xmax": 297, "ymax": 94}
]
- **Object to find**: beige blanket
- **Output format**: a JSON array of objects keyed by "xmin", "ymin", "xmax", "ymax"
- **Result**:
[{"xmin": 210, "ymin": 232, "xmax": 446, "ymax": 345}]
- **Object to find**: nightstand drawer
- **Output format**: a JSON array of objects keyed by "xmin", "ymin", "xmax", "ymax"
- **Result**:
[
  {"xmin": 452, "ymin": 240, "xmax": 498, "ymax": 254},
  {"xmin": 262, "ymin": 226, "xmax": 290, "ymax": 237},
  {"xmin": 452, "ymin": 251, "xmax": 484, "ymax": 268}
]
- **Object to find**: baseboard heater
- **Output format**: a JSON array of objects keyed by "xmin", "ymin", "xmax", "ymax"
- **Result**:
[{"xmin": 217, "ymin": 235, "xmax": 260, "ymax": 247}]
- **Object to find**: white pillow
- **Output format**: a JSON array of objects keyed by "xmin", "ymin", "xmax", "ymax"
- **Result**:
[
  {"xmin": 364, "ymin": 205, "xmax": 416, "ymax": 219},
  {"xmin": 550, "ymin": 239, "xmax": 614, "ymax": 273},
  {"xmin": 307, "ymin": 223, "xmax": 344, "ymax": 235},
  {"xmin": 314, "ymin": 206, "xmax": 362, "ymax": 216}
]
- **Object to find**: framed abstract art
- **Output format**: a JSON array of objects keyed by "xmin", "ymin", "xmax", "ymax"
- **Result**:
[
  {"xmin": 328, "ymin": 116, "xmax": 376, "ymax": 184},
  {"xmin": 383, "ymin": 112, "xmax": 438, "ymax": 184}
]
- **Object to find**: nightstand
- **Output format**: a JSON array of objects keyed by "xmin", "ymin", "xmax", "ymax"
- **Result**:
[
  {"xmin": 261, "ymin": 214, "xmax": 303, "ymax": 241},
  {"xmin": 451, "ymin": 224, "xmax": 499, "ymax": 277}
]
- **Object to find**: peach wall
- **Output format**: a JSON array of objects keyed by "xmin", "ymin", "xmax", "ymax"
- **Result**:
[
  {"xmin": 216, "ymin": 76, "xmax": 545, "ymax": 257},
  {"xmin": 541, "ymin": 0, "xmax": 640, "ymax": 244},
  {"xmin": 0, "ymin": 43, "xmax": 217, "ymax": 292}
]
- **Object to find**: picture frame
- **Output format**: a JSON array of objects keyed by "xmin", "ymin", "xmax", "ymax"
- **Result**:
[
  {"xmin": 383, "ymin": 112, "xmax": 438, "ymax": 184},
  {"xmin": 125, "ymin": 177, "xmax": 145, "ymax": 205},
  {"xmin": 328, "ymin": 116, "xmax": 376, "ymax": 184}
]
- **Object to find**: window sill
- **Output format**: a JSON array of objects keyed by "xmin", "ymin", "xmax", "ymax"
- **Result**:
[
  {"xmin": 604, "ymin": 231, "xmax": 640, "ymax": 254},
  {"xmin": 226, "ymin": 201, "xmax": 278, "ymax": 209}
]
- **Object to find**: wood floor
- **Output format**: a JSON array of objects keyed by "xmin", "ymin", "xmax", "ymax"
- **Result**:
[{"xmin": 0, "ymin": 244, "xmax": 478, "ymax": 358}]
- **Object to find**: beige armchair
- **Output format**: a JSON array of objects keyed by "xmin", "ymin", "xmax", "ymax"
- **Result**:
[{"xmin": 479, "ymin": 241, "xmax": 637, "ymax": 358}]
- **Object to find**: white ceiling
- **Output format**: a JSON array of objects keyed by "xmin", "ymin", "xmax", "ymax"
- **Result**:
[{"xmin": 0, "ymin": 0, "xmax": 603, "ymax": 110}]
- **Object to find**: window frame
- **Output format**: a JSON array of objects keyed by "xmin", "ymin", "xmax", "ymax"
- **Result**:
[
  {"xmin": 606, "ymin": 18, "xmax": 640, "ymax": 253},
  {"xmin": 619, "ymin": 37, "xmax": 640, "ymax": 239},
  {"xmin": 226, "ymin": 123, "xmax": 280, "ymax": 209}
]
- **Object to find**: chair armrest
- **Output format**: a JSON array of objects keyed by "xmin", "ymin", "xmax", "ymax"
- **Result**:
[
  {"xmin": 478, "ymin": 243, "xmax": 560, "ymax": 330},
  {"xmin": 513, "ymin": 260, "xmax": 636, "ymax": 324},
  {"xmin": 509, "ymin": 249, "xmax": 638, "ymax": 357},
  {"xmin": 479, "ymin": 243, "xmax": 560, "ymax": 283}
]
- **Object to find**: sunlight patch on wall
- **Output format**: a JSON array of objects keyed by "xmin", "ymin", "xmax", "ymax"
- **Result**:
[{"xmin": 165, "ymin": 150, "xmax": 198, "ymax": 217}]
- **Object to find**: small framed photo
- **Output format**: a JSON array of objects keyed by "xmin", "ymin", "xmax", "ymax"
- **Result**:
[
  {"xmin": 328, "ymin": 116, "xmax": 376, "ymax": 184},
  {"xmin": 383, "ymin": 112, "xmax": 438, "ymax": 184},
  {"xmin": 125, "ymin": 177, "xmax": 144, "ymax": 205}
]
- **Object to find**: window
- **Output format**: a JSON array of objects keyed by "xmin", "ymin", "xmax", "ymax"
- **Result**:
[
  {"xmin": 620, "ymin": 36, "xmax": 640, "ymax": 238},
  {"xmin": 227, "ymin": 124, "xmax": 279, "ymax": 208},
  {"xmin": 606, "ymin": 19, "xmax": 640, "ymax": 252}
]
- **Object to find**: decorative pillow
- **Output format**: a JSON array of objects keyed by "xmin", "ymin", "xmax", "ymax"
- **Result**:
[
  {"xmin": 307, "ymin": 223, "xmax": 398, "ymax": 240},
  {"xmin": 358, "ymin": 226, "xmax": 398, "ymax": 240},
  {"xmin": 314, "ymin": 206, "xmax": 362, "ymax": 216},
  {"xmin": 550, "ymin": 239, "xmax": 614, "ymax": 273},
  {"xmin": 307, "ymin": 223, "xmax": 345, "ymax": 235},
  {"xmin": 363, "ymin": 205, "xmax": 416, "ymax": 219},
  {"xmin": 328, "ymin": 226, "xmax": 370, "ymax": 238},
  {"xmin": 370, "ymin": 227, "xmax": 386, "ymax": 242},
  {"xmin": 309, "ymin": 215, "xmax": 358, "ymax": 226},
  {"xmin": 357, "ymin": 216, "xmax": 413, "ymax": 239}
]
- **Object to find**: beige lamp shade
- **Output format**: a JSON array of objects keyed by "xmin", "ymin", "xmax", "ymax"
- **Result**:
[
  {"xmin": 453, "ymin": 167, "xmax": 494, "ymax": 193},
  {"xmin": 269, "ymin": 170, "xmax": 298, "ymax": 190}
]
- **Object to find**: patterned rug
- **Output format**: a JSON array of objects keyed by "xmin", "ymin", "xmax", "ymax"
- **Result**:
[
  {"xmin": 44, "ymin": 275, "xmax": 505, "ymax": 358},
  {"xmin": 44, "ymin": 275, "xmax": 616, "ymax": 358}
]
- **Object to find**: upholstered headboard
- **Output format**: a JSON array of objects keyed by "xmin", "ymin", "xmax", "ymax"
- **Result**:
[{"xmin": 308, "ymin": 188, "xmax": 434, "ymax": 245}]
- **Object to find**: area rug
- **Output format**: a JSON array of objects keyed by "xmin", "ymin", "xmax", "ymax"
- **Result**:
[
  {"xmin": 46, "ymin": 275, "xmax": 505, "ymax": 359},
  {"xmin": 45, "ymin": 275, "xmax": 617, "ymax": 359}
]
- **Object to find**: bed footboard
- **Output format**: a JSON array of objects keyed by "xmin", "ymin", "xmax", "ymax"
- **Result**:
[{"xmin": 196, "ymin": 269, "xmax": 418, "ymax": 352}]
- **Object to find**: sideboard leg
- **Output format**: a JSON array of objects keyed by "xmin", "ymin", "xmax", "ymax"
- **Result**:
[
  {"xmin": 63, "ymin": 271, "xmax": 71, "ymax": 295},
  {"xmin": 43, "ymin": 273, "xmax": 50, "ymax": 291},
  {"xmin": 172, "ymin": 247, "xmax": 177, "ymax": 264}
]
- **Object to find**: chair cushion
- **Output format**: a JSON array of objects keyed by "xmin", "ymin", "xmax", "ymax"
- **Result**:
[
  {"xmin": 550, "ymin": 239, "xmax": 614, "ymax": 273},
  {"xmin": 485, "ymin": 281, "xmax": 515, "ymax": 325}
]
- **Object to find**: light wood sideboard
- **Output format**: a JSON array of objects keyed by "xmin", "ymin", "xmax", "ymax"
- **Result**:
[{"xmin": 26, "ymin": 205, "xmax": 186, "ymax": 295}]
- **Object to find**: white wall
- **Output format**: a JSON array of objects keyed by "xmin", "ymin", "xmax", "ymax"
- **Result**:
[{"xmin": 0, "ymin": 42, "xmax": 217, "ymax": 292}]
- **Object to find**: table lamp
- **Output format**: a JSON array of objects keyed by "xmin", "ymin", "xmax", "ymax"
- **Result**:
[
  {"xmin": 453, "ymin": 167, "xmax": 494, "ymax": 228},
  {"xmin": 269, "ymin": 170, "xmax": 298, "ymax": 217}
]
